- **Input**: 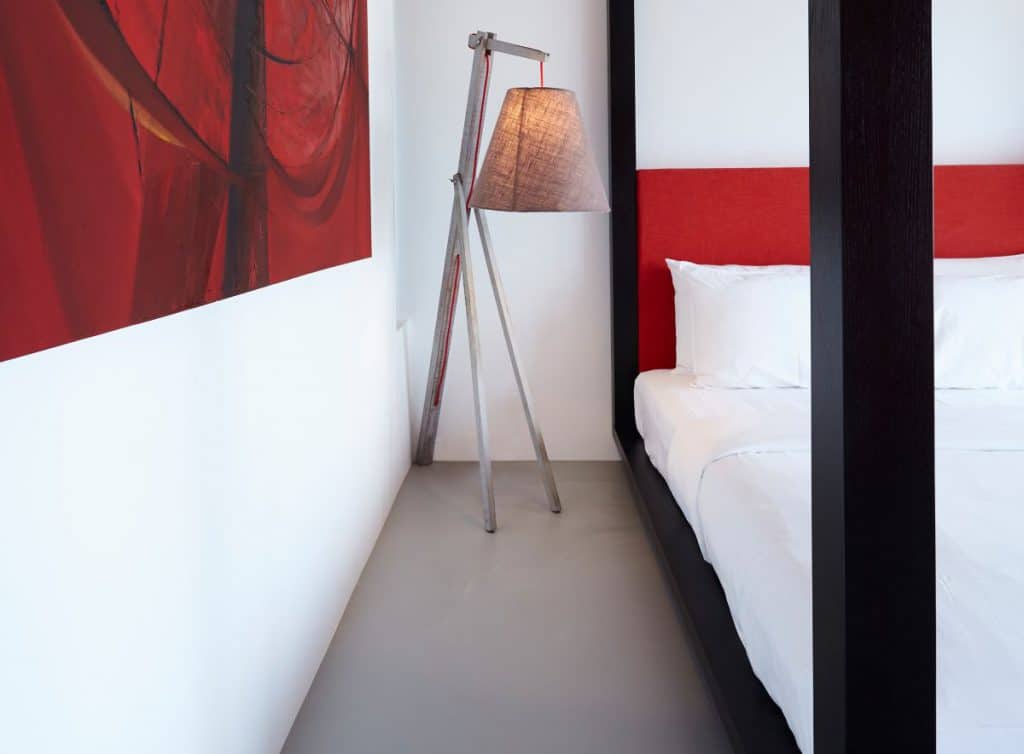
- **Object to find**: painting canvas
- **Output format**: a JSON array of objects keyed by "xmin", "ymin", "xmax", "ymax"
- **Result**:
[{"xmin": 0, "ymin": 0, "xmax": 371, "ymax": 362}]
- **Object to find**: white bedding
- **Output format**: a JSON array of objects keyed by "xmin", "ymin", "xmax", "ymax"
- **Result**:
[{"xmin": 635, "ymin": 370, "xmax": 1024, "ymax": 753}]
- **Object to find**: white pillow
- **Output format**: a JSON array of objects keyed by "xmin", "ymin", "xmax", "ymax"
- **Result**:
[
  {"xmin": 934, "ymin": 275, "xmax": 1024, "ymax": 388},
  {"xmin": 935, "ymin": 253, "xmax": 1024, "ymax": 276},
  {"xmin": 667, "ymin": 260, "xmax": 810, "ymax": 388}
]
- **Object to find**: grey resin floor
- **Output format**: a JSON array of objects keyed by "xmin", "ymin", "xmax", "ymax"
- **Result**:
[{"xmin": 282, "ymin": 462, "xmax": 732, "ymax": 754}]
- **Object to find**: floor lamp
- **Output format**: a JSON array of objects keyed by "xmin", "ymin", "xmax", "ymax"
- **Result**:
[{"xmin": 415, "ymin": 31, "xmax": 609, "ymax": 532}]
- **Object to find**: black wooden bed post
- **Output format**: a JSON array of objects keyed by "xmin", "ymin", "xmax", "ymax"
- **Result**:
[
  {"xmin": 809, "ymin": 2, "xmax": 936, "ymax": 753},
  {"xmin": 608, "ymin": 0, "xmax": 638, "ymax": 445}
]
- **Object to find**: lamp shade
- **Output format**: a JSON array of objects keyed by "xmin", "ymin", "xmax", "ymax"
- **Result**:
[{"xmin": 468, "ymin": 88, "xmax": 610, "ymax": 213}]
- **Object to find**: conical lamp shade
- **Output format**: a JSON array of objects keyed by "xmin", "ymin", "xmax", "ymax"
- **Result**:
[{"xmin": 469, "ymin": 88, "xmax": 610, "ymax": 213}]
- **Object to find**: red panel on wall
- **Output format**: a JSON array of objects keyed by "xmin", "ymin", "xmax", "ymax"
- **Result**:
[
  {"xmin": 637, "ymin": 165, "xmax": 1024, "ymax": 372},
  {"xmin": 0, "ymin": 0, "xmax": 371, "ymax": 362},
  {"xmin": 934, "ymin": 165, "xmax": 1024, "ymax": 258}
]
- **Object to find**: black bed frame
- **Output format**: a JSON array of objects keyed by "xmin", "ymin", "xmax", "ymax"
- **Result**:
[
  {"xmin": 607, "ymin": 3, "xmax": 937, "ymax": 753},
  {"xmin": 619, "ymin": 437, "xmax": 802, "ymax": 753}
]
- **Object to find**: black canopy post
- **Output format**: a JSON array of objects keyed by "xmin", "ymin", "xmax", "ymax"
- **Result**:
[
  {"xmin": 608, "ymin": 0, "xmax": 639, "ymax": 446},
  {"xmin": 809, "ymin": 2, "xmax": 936, "ymax": 753}
]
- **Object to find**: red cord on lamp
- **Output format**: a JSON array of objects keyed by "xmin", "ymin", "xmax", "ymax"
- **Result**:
[
  {"xmin": 465, "ymin": 52, "xmax": 492, "ymax": 208},
  {"xmin": 435, "ymin": 51, "xmax": 492, "ymax": 408}
]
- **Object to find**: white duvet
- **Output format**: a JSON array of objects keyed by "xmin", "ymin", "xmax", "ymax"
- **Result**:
[{"xmin": 635, "ymin": 370, "xmax": 1024, "ymax": 754}]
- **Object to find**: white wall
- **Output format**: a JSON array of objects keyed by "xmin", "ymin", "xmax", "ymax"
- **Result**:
[
  {"xmin": 933, "ymin": 1, "xmax": 1024, "ymax": 164},
  {"xmin": 395, "ymin": 0, "xmax": 617, "ymax": 461},
  {"xmin": 636, "ymin": 1, "xmax": 808, "ymax": 169},
  {"xmin": 0, "ymin": 2, "xmax": 408, "ymax": 753},
  {"xmin": 636, "ymin": 0, "xmax": 1024, "ymax": 169}
]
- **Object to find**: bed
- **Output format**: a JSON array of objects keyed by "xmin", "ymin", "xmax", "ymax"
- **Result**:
[
  {"xmin": 636, "ymin": 370, "xmax": 1024, "ymax": 753},
  {"xmin": 613, "ymin": 166, "xmax": 1024, "ymax": 754}
]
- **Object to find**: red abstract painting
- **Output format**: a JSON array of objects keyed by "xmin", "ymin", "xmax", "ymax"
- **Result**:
[{"xmin": 0, "ymin": 0, "xmax": 371, "ymax": 362}]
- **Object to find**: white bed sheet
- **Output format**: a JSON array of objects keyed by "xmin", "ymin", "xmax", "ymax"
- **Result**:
[{"xmin": 635, "ymin": 370, "xmax": 1024, "ymax": 754}]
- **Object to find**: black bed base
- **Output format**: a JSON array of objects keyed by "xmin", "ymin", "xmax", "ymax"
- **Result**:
[{"xmin": 617, "ymin": 433, "xmax": 800, "ymax": 754}]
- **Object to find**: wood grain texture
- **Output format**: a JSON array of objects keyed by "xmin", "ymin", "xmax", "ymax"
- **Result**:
[
  {"xmin": 810, "ymin": 2, "xmax": 936, "ymax": 753},
  {"xmin": 608, "ymin": 0, "xmax": 639, "ymax": 444}
]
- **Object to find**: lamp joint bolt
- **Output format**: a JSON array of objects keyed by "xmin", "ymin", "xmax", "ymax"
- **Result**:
[{"xmin": 468, "ymin": 31, "xmax": 496, "ymax": 50}]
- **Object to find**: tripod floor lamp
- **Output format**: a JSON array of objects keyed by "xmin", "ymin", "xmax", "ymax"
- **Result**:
[{"xmin": 415, "ymin": 31, "xmax": 609, "ymax": 532}]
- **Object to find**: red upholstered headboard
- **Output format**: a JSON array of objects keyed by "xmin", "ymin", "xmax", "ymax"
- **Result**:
[{"xmin": 637, "ymin": 165, "xmax": 1024, "ymax": 372}]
